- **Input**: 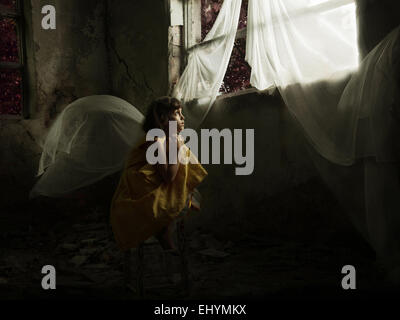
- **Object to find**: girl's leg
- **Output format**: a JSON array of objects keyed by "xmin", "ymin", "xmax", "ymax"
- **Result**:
[{"xmin": 155, "ymin": 222, "xmax": 177, "ymax": 251}]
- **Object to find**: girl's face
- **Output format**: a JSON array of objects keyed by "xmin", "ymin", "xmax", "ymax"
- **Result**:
[{"xmin": 168, "ymin": 107, "xmax": 185, "ymax": 133}]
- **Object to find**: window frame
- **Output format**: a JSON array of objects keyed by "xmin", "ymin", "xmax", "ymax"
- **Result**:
[
  {"xmin": 0, "ymin": 0, "xmax": 29, "ymax": 119},
  {"xmin": 184, "ymin": 0, "xmax": 252, "ymax": 98},
  {"xmin": 183, "ymin": 0, "xmax": 357, "ymax": 100}
]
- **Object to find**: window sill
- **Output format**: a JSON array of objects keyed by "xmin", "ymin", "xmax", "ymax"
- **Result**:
[{"xmin": 215, "ymin": 86, "xmax": 278, "ymax": 101}]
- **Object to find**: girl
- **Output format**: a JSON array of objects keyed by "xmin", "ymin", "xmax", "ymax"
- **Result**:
[{"xmin": 110, "ymin": 96, "xmax": 207, "ymax": 252}]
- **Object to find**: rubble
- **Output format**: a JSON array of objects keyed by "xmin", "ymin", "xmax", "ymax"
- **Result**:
[
  {"xmin": 69, "ymin": 255, "xmax": 88, "ymax": 267},
  {"xmin": 84, "ymin": 263, "xmax": 109, "ymax": 270},
  {"xmin": 57, "ymin": 243, "xmax": 79, "ymax": 252},
  {"xmin": 198, "ymin": 248, "xmax": 230, "ymax": 259},
  {"xmin": 0, "ymin": 198, "xmax": 389, "ymax": 300}
]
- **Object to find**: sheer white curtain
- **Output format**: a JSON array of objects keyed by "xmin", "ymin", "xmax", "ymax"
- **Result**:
[
  {"xmin": 173, "ymin": 0, "xmax": 242, "ymax": 129},
  {"xmin": 173, "ymin": 0, "xmax": 400, "ymax": 273},
  {"xmin": 311, "ymin": 27, "xmax": 400, "ymax": 272},
  {"xmin": 30, "ymin": 95, "xmax": 145, "ymax": 198},
  {"xmin": 246, "ymin": 0, "xmax": 360, "ymax": 165},
  {"xmin": 246, "ymin": 0, "xmax": 359, "ymax": 89},
  {"xmin": 246, "ymin": 0, "xmax": 400, "ymax": 271}
]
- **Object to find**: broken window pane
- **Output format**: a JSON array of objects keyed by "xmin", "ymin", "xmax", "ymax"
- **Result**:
[
  {"xmin": 201, "ymin": 0, "xmax": 248, "ymax": 40},
  {"xmin": 201, "ymin": 0, "xmax": 223, "ymax": 42},
  {"xmin": 238, "ymin": 0, "xmax": 248, "ymax": 29},
  {"xmin": 220, "ymin": 38, "xmax": 251, "ymax": 94},
  {"xmin": 0, "ymin": 0, "xmax": 17, "ymax": 11},
  {"xmin": 0, "ymin": 18, "xmax": 19, "ymax": 63},
  {"xmin": 201, "ymin": 0, "xmax": 251, "ymax": 94},
  {"xmin": 0, "ymin": 68, "xmax": 22, "ymax": 115}
]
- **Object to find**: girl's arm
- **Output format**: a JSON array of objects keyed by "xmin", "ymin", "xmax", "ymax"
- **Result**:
[{"xmin": 156, "ymin": 135, "xmax": 184, "ymax": 183}]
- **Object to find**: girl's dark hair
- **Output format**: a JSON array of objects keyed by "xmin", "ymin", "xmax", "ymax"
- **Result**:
[{"xmin": 143, "ymin": 96, "xmax": 182, "ymax": 132}]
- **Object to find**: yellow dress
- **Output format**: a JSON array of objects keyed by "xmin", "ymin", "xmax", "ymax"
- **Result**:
[{"xmin": 110, "ymin": 139, "xmax": 208, "ymax": 250}]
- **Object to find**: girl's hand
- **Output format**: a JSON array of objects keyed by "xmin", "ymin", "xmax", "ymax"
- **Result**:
[
  {"xmin": 155, "ymin": 135, "xmax": 182, "ymax": 184},
  {"xmin": 167, "ymin": 134, "xmax": 184, "ymax": 150},
  {"xmin": 177, "ymin": 135, "xmax": 185, "ymax": 148}
]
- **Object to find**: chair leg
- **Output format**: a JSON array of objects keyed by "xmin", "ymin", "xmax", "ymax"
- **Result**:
[
  {"xmin": 125, "ymin": 248, "xmax": 141, "ymax": 296},
  {"xmin": 177, "ymin": 218, "xmax": 190, "ymax": 295},
  {"xmin": 160, "ymin": 247, "xmax": 172, "ymax": 284},
  {"xmin": 124, "ymin": 249, "xmax": 132, "ymax": 286},
  {"xmin": 136, "ymin": 243, "xmax": 145, "ymax": 298}
]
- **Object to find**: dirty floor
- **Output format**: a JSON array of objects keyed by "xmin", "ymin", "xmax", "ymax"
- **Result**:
[{"xmin": 1, "ymin": 180, "xmax": 399, "ymax": 301}]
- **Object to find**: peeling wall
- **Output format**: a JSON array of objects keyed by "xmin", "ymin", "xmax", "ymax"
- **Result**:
[
  {"xmin": 1, "ymin": 0, "xmax": 110, "ymax": 207},
  {"xmin": 106, "ymin": 0, "xmax": 169, "ymax": 114},
  {"xmin": 30, "ymin": 0, "xmax": 110, "ymax": 127}
]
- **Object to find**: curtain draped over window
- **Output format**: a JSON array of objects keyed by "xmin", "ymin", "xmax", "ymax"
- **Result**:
[
  {"xmin": 312, "ymin": 26, "xmax": 400, "ymax": 269},
  {"xmin": 246, "ymin": 0, "xmax": 359, "ymax": 89},
  {"xmin": 174, "ymin": 0, "xmax": 361, "ymax": 165},
  {"xmin": 173, "ymin": 0, "xmax": 243, "ymax": 129},
  {"xmin": 173, "ymin": 0, "xmax": 400, "ymax": 266},
  {"xmin": 173, "ymin": 0, "xmax": 400, "ymax": 167},
  {"xmin": 247, "ymin": 0, "xmax": 360, "ymax": 166}
]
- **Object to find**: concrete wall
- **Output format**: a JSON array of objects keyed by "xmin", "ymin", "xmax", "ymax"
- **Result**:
[
  {"xmin": 30, "ymin": 0, "xmax": 110, "ymax": 126},
  {"xmin": 106, "ymin": 0, "xmax": 170, "ymax": 114},
  {"xmin": 357, "ymin": 0, "xmax": 400, "ymax": 57},
  {"xmin": 1, "ymin": 0, "xmax": 110, "ymax": 207},
  {"xmin": 186, "ymin": 92, "xmax": 318, "ymax": 237}
]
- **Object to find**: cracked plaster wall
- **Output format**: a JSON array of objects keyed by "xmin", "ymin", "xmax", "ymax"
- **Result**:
[
  {"xmin": 30, "ymin": 0, "xmax": 110, "ymax": 127},
  {"xmin": 106, "ymin": 0, "xmax": 169, "ymax": 114},
  {"xmin": 1, "ymin": 0, "xmax": 110, "ymax": 207}
]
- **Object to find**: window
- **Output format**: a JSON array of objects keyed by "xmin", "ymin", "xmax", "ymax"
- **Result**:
[
  {"xmin": 201, "ymin": 0, "xmax": 251, "ymax": 95},
  {"xmin": 0, "ymin": 0, "xmax": 26, "ymax": 118},
  {"xmin": 185, "ymin": 0, "xmax": 358, "ymax": 96}
]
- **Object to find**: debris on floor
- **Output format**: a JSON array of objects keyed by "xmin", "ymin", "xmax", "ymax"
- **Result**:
[{"xmin": 1, "ymin": 182, "xmax": 399, "ymax": 300}]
